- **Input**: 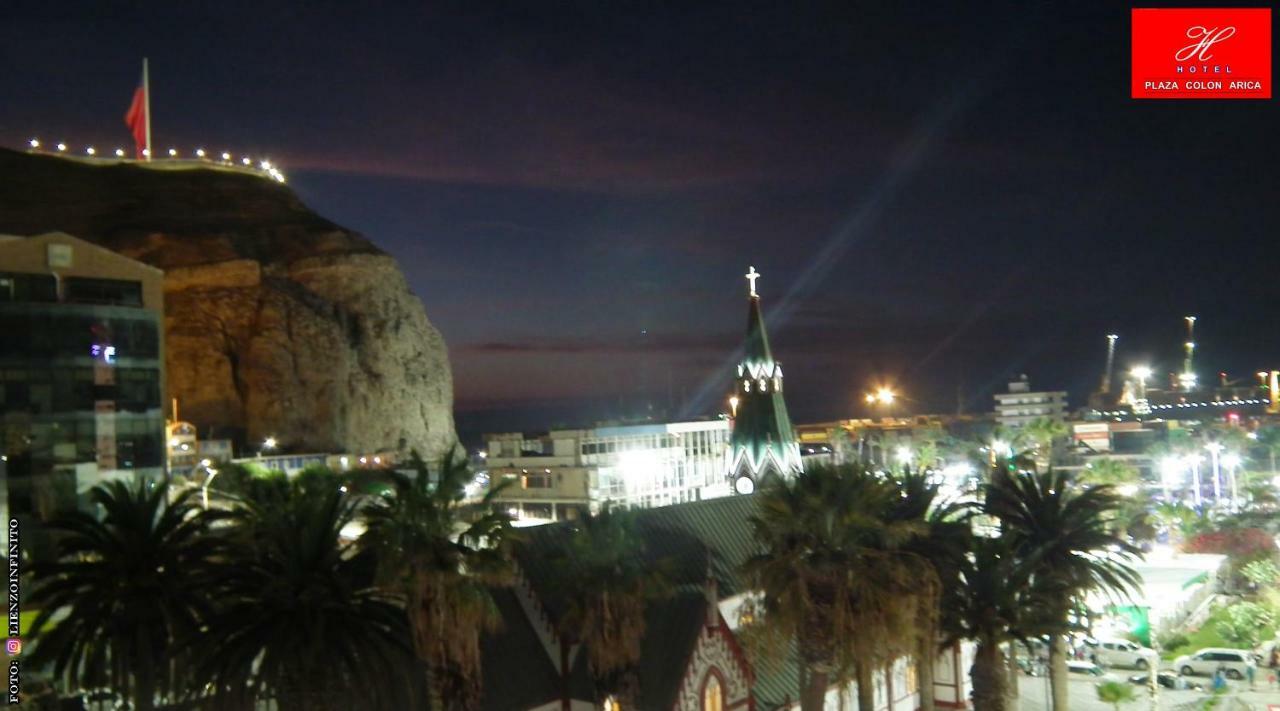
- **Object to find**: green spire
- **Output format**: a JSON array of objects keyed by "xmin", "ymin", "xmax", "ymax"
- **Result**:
[{"xmin": 728, "ymin": 266, "xmax": 801, "ymax": 491}]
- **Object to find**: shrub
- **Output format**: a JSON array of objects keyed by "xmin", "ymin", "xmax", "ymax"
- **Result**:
[
  {"xmin": 1183, "ymin": 527, "xmax": 1277, "ymax": 564},
  {"xmin": 1216, "ymin": 602, "xmax": 1276, "ymax": 648},
  {"xmin": 1242, "ymin": 559, "xmax": 1280, "ymax": 587},
  {"xmin": 1157, "ymin": 630, "xmax": 1189, "ymax": 651}
]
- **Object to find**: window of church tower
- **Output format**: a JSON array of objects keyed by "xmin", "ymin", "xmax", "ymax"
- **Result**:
[
  {"xmin": 757, "ymin": 377, "xmax": 767, "ymax": 392},
  {"xmin": 743, "ymin": 380, "xmax": 751, "ymax": 392}
]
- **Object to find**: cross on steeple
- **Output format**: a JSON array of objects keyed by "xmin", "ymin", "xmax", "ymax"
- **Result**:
[{"xmin": 745, "ymin": 266, "xmax": 761, "ymax": 298}]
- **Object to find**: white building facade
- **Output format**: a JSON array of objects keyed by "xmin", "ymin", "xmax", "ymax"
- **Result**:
[
  {"xmin": 483, "ymin": 419, "xmax": 732, "ymax": 524},
  {"xmin": 993, "ymin": 375, "xmax": 1068, "ymax": 427}
]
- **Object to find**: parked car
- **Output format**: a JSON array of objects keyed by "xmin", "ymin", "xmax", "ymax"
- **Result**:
[
  {"xmin": 1173, "ymin": 648, "xmax": 1257, "ymax": 679},
  {"xmin": 1067, "ymin": 660, "xmax": 1111, "ymax": 678},
  {"xmin": 1016, "ymin": 657, "xmax": 1047, "ymax": 676},
  {"xmin": 1127, "ymin": 670, "xmax": 1201, "ymax": 690},
  {"xmin": 1089, "ymin": 638, "xmax": 1158, "ymax": 669}
]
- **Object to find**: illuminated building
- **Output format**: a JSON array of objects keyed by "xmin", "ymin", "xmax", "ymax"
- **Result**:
[
  {"xmin": 483, "ymin": 419, "xmax": 732, "ymax": 524},
  {"xmin": 725, "ymin": 266, "xmax": 802, "ymax": 494},
  {"xmin": 993, "ymin": 374, "xmax": 1067, "ymax": 427},
  {"xmin": 0, "ymin": 232, "xmax": 166, "ymax": 523}
]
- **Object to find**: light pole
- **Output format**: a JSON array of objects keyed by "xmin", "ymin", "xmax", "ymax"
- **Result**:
[
  {"xmin": 201, "ymin": 466, "xmax": 220, "ymax": 510},
  {"xmin": 1131, "ymin": 366, "xmax": 1152, "ymax": 415},
  {"xmin": 1186, "ymin": 454, "xmax": 1203, "ymax": 508},
  {"xmin": 1221, "ymin": 453, "xmax": 1242, "ymax": 509},
  {"xmin": 1159, "ymin": 456, "xmax": 1182, "ymax": 500},
  {"xmin": 1205, "ymin": 442, "xmax": 1223, "ymax": 504}
]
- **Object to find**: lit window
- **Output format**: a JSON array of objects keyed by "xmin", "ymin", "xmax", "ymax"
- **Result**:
[
  {"xmin": 703, "ymin": 674, "xmax": 723, "ymax": 711},
  {"xmin": 603, "ymin": 695, "xmax": 621, "ymax": 711}
]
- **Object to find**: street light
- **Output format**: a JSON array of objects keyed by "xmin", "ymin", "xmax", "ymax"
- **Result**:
[
  {"xmin": 865, "ymin": 387, "xmax": 897, "ymax": 428},
  {"xmin": 729, "ymin": 395, "xmax": 740, "ymax": 417},
  {"xmin": 896, "ymin": 446, "xmax": 913, "ymax": 466}
]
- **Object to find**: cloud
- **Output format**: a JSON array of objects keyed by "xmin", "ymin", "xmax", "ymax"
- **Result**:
[{"xmin": 460, "ymin": 331, "xmax": 734, "ymax": 356}]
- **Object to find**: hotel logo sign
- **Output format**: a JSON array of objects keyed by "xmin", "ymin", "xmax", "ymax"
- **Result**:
[{"xmin": 1131, "ymin": 8, "xmax": 1271, "ymax": 99}]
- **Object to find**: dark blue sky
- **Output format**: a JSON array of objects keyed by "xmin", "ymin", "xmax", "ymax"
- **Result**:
[{"xmin": 3, "ymin": 2, "xmax": 1278, "ymax": 435}]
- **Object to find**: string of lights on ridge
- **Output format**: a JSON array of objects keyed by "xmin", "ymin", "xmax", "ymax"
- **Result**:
[{"xmin": 25, "ymin": 138, "xmax": 286, "ymax": 183}]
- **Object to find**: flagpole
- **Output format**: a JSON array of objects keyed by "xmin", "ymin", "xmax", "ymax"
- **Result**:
[{"xmin": 143, "ymin": 57, "xmax": 152, "ymax": 162}]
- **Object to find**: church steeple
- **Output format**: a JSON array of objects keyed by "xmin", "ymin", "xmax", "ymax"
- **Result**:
[{"xmin": 727, "ymin": 266, "xmax": 802, "ymax": 494}]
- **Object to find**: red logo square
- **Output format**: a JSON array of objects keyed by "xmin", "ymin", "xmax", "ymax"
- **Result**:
[{"xmin": 1132, "ymin": 8, "xmax": 1271, "ymax": 99}]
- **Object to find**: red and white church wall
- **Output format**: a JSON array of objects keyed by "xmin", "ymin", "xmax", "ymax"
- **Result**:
[{"xmin": 674, "ymin": 615, "xmax": 754, "ymax": 710}]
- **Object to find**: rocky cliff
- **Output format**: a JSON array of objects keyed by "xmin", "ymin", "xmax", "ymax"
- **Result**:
[{"xmin": 0, "ymin": 148, "xmax": 455, "ymax": 457}]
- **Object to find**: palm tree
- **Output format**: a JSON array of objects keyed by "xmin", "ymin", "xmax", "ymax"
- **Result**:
[
  {"xmin": 744, "ymin": 464, "xmax": 928, "ymax": 711},
  {"xmin": 361, "ymin": 449, "xmax": 514, "ymax": 709},
  {"xmin": 1255, "ymin": 425, "xmax": 1280, "ymax": 474},
  {"xmin": 1023, "ymin": 417, "xmax": 1068, "ymax": 468},
  {"xmin": 939, "ymin": 536, "xmax": 1044, "ymax": 711},
  {"xmin": 1095, "ymin": 679, "xmax": 1136, "ymax": 710},
  {"xmin": 195, "ymin": 478, "xmax": 419, "ymax": 710},
  {"xmin": 986, "ymin": 468, "xmax": 1143, "ymax": 711},
  {"xmin": 1079, "ymin": 458, "xmax": 1140, "ymax": 487},
  {"xmin": 889, "ymin": 470, "xmax": 972, "ymax": 711},
  {"xmin": 1151, "ymin": 501, "xmax": 1195, "ymax": 547},
  {"xmin": 26, "ymin": 481, "xmax": 222, "ymax": 711},
  {"xmin": 544, "ymin": 505, "xmax": 666, "ymax": 708},
  {"xmin": 910, "ymin": 426, "xmax": 948, "ymax": 472}
]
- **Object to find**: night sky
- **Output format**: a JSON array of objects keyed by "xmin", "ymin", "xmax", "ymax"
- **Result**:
[{"xmin": 3, "ymin": 2, "xmax": 1278, "ymax": 439}]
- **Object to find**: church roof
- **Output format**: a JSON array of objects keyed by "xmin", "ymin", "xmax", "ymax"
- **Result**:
[
  {"xmin": 501, "ymin": 495, "xmax": 816, "ymax": 710},
  {"xmin": 742, "ymin": 292, "xmax": 776, "ymax": 371},
  {"xmin": 515, "ymin": 495, "xmax": 760, "ymax": 607},
  {"xmin": 478, "ymin": 587, "xmax": 589, "ymax": 710}
]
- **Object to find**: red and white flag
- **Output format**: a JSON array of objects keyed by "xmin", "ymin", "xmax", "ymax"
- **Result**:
[{"xmin": 123, "ymin": 59, "xmax": 150, "ymax": 159}]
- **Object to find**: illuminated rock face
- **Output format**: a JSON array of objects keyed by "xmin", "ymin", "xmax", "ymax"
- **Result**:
[{"xmin": 0, "ymin": 148, "xmax": 456, "ymax": 457}]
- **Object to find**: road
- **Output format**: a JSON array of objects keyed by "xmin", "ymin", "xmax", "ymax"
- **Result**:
[{"xmin": 1015, "ymin": 671, "xmax": 1280, "ymax": 710}]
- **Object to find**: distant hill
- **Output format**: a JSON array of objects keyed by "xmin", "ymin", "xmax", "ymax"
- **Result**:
[{"xmin": 0, "ymin": 148, "xmax": 455, "ymax": 457}]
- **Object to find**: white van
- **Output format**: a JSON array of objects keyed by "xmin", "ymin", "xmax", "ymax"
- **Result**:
[
  {"xmin": 1173, "ymin": 648, "xmax": 1257, "ymax": 679},
  {"xmin": 1091, "ymin": 638, "xmax": 1158, "ymax": 669}
]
